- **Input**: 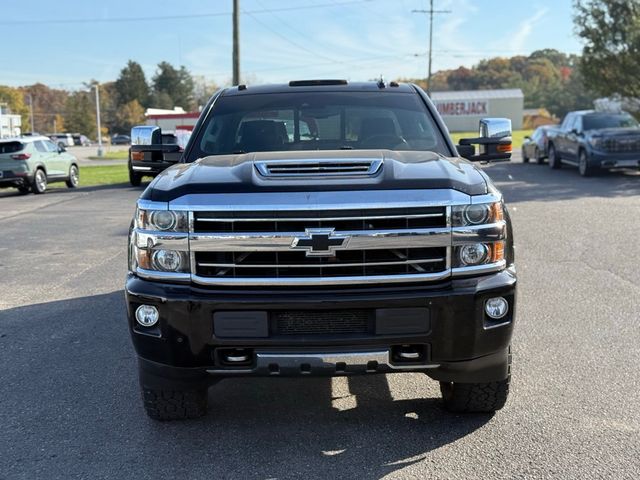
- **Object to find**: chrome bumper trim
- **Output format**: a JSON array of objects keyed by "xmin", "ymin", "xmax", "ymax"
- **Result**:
[{"xmin": 191, "ymin": 270, "xmax": 450, "ymax": 286}]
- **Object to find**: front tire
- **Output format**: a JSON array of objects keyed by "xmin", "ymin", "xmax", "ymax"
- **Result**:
[
  {"xmin": 66, "ymin": 164, "xmax": 79, "ymax": 188},
  {"xmin": 440, "ymin": 376, "xmax": 510, "ymax": 413},
  {"xmin": 548, "ymin": 144, "xmax": 561, "ymax": 169},
  {"xmin": 31, "ymin": 168, "xmax": 47, "ymax": 194},
  {"xmin": 579, "ymin": 150, "xmax": 597, "ymax": 177},
  {"xmin": 440, "ymin": 348, "xmax": 511, "ymax": 413},
  {"xmin": 129, "ymin": 167, "xmax": 142, "ymax": 187},
  {"xmin": 142, "ymin": 386, "xmax": 208, "ymax": 421}
]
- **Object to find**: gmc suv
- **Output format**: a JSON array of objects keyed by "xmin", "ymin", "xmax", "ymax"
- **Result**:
[{"xmin": 126, "ymin": 80, "xmax": 517, "ymax": 420}]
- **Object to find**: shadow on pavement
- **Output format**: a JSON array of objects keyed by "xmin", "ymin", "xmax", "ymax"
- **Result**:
[
  {"xmin": 485, "ymin": 161, "xmax": 640, "ymax": 203},
  {"xmin": 0, "ymin": 291, "xmax": 492, "ymax": 479}
]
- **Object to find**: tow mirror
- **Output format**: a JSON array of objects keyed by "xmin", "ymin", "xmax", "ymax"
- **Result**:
[
  {"xmin": 457, "ymin": 118, "xmax": 512, "ymax": 162},
  {"xmin": 130, "ymin": 125, "xmax": 183, "ymax": 166},
  {"xmin": 131, "ymin": 125, "xmax": 162, "ymax": 146}
]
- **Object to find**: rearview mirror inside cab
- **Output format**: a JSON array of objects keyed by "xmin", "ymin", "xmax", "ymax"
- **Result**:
[{"xmin": 457, "ymin": 118, "xmax": 512, "ymax": 162}]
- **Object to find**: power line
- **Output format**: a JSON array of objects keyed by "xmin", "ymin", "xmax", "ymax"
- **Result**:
[
  {"xmin": 0, "ymin": 0, "xmax": 376, "ymax": 26},
  {"xmin": 243, "ymin": 10, "xmax": 344, "ymax": 65}
]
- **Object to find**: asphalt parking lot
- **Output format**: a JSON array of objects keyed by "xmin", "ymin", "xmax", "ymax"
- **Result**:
[{"xmin": 1, "ymin": 156, "xmax": 639, "ymax": 479}]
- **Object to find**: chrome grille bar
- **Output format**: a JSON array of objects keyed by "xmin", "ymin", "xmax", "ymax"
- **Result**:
[
  {"xmin": 197, "ymin": 257, "xmax": 445, "ymax": 269},
  {"xmin": 190, "ymin": 228, "xmax": 451, "ymax": 252}
]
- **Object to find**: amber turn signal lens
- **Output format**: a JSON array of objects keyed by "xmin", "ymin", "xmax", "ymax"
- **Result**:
[
  {"xmin": 136, "ymin": 248, "xmax": 151, "ymax": 269},
  {"xmin": 491, "ymin": 202, "xmax": 504, "ymax": 222},
  {"xmin": 131, "ymin": 151, "xmax": 145, "ymax": 161},
  {"xmin": 496, "ymin": 143, "xmax": 512, "ymax": 153},
  {"xmin": 490, "ymin": 241, "xmax": 505, "ymax": 263}
]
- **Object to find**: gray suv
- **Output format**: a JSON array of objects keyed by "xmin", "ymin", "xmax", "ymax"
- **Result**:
[{"xmin": 0, "ymin": 136, "xmax": 79, "ymax": 194}]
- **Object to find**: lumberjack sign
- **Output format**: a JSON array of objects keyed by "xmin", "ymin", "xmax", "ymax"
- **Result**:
[{"xmin": 434, "ymin": 101, "xmax": 489, "ymax": 117}]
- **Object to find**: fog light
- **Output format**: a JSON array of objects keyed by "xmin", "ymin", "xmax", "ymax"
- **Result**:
[
  {"xmin": 485, "ymin": 297, "xmax": 509, "ymax": 319},
  {"xmin": 459, "ymin": 243, "xmax": 489, "ymax": 266},
  {"xmin": 135, "ymin": 305, "xmax": 159, "ymax": 327},
  {"xmin": 153, "ymin": 249, "xmax": 182, "ymax": 271}
]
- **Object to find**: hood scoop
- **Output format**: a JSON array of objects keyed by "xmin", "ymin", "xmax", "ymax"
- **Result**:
[{"xmin": 254, "ymin": 158, "xmax": 383, "ymax": 178}]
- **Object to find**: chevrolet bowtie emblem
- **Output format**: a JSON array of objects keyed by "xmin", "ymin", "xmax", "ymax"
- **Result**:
[{"xmin": 291, "ymin": 228, "xmax": 350, "ymax": 256}]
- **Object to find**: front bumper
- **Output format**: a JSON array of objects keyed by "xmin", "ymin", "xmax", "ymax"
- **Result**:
[
  {"xmin": 589, "ymin": 150, "xmax": 640, "ymax": 169},
  {"xmin": 126, "ymin": 267, "xmax": 516, "ymax": 384}
]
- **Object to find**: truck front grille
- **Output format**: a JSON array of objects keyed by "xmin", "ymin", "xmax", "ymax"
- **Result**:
[
  {"xmin": 601, "ymin": 137, "xmax": 640, "ymax": 153},
  {"xmin": 195, "ymin": 248, "xmax": 447, "ymax": 278},
  {"xmin": 190, "ymin": 206, "xmax": 451, "ymax": 286}
]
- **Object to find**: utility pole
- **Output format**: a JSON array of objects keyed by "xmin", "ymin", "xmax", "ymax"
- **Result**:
[
  {"xmin": 232, "ymin": 0, "xmax": 240, "ymax": 85},
  {"xmin": 93, "ymin": 84, "xmax": 104, "ymax": 157},
  {"xmin": 412, "ymin": 1, "xmax": 451, "ymax": 95},
  {"xmin": 28, "ymin": 94, "xmax": 35, "ymax": 133}
]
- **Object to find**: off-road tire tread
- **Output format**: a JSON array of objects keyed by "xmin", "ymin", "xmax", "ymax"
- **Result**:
[
  {"xmin": 142, "ymin": 387, "xmax": 208, "ymax": 421},
  {"xmin": 440, "ymin": 378, "xmax": 510, "ymax": 413}
]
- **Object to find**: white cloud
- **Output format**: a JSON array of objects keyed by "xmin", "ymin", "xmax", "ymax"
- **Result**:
[{"xmin": 509, "ymin": 6, "xmax": 549, "ymax": 53}]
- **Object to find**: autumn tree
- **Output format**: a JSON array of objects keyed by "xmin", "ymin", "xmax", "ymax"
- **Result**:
[
  {"xmin": 19, "ymin": 83, "xmax": 68, "ymax": 133},
  {"xmin": 0, "ymin": 86, "xmax": 30, "ymax": 128},
  {"xmin": 115, "ymin": 100, "xmax": 145, "ymax": 133}
]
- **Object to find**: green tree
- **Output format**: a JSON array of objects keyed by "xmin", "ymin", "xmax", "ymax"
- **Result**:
[
  {"xmin": 65, "ymin": 92, "xmax": 95, "ymax": 138},
  {"xmin": 152, "ymin": 61, "xmax": 195, "ymax": 110},
  {"xmin": 574, "ymin": 0, "xmax": 640, "ymax": 97},
  {"xmin": 114, "ymin": 60, "xmax": 149, "ymax": 107}
]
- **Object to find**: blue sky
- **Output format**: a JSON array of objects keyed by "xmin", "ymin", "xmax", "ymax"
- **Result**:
[{"xmin": 0, "ymin": 0, "xmax": 581, "ymax": 89}]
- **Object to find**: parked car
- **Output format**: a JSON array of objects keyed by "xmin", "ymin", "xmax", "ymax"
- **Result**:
[
  {"xmin": 546, "ymin": 110, "xmax": 640, "ymax": 176},
  {"xmin": 111, "ymin": 134, "xmax": 131, "ymax": 145},
  {"xmin": 127, "ymin": 129, "xmax": 191, "ymax": 186},
  {"xmin": 48, "ymin": 133, "xmax": 75, "ymax": 149},
  {"xmin": 0, "ymin": 136, "xmax": 79, "ymax": 194},
  {"xmin": 521, "ymin": 125, "xmax": 555, "ymax": 164},
  {"xmin": 71, "ymin": 134, "xmax": 91, "ymax": 146},
  {"xmin": 126, "ymin": 80, "xmax": 517, "ymax": 420}
]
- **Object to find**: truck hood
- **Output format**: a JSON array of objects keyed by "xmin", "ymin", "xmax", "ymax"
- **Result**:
[
  {"xmin": 587, "ymin": 127, "xmax": 640, "ymax": 138},
  {"xmin": 143, "ymin": 150, "xmax": 488, "ymax": 202}
]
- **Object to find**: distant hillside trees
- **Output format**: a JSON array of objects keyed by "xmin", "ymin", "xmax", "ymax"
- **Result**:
[{"xmin": 399, "ymin": 49, "xmax": 596, "ymax": 118}]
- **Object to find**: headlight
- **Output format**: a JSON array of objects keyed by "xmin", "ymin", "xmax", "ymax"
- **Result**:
[
  {"xmin": 136, "ymin": 209, "xmax": 188, "ymax": 232},
  {"xmin": 588, "ymin": 137, "xmax": 603, "ymax": 150},
  {"xmin": 452, "ymin": 202, "xmax": 503, "ymax": 227}
]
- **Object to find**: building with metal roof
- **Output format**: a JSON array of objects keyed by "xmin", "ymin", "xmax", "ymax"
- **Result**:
[{"xmin": 430, "ymin": 88, "xmax": 524, "ymax": 132}]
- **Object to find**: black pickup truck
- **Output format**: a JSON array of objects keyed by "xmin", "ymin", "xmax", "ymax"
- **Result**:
[
  {"xmin": 126, "ymin": 80, "xmax": 516, "ymax": 420},
  {"xmin": 546, "ymin": 109, "xmax": 640, "ymax": 176}
]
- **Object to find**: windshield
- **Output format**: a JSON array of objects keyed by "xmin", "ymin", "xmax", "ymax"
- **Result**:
[
  {"xmin": 190, "ymin": 91, "xmax": 449, "ymax": 159},
  {"xmin": 583, "ymin": 113, "xmax": 639, "ymax": 131}
]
